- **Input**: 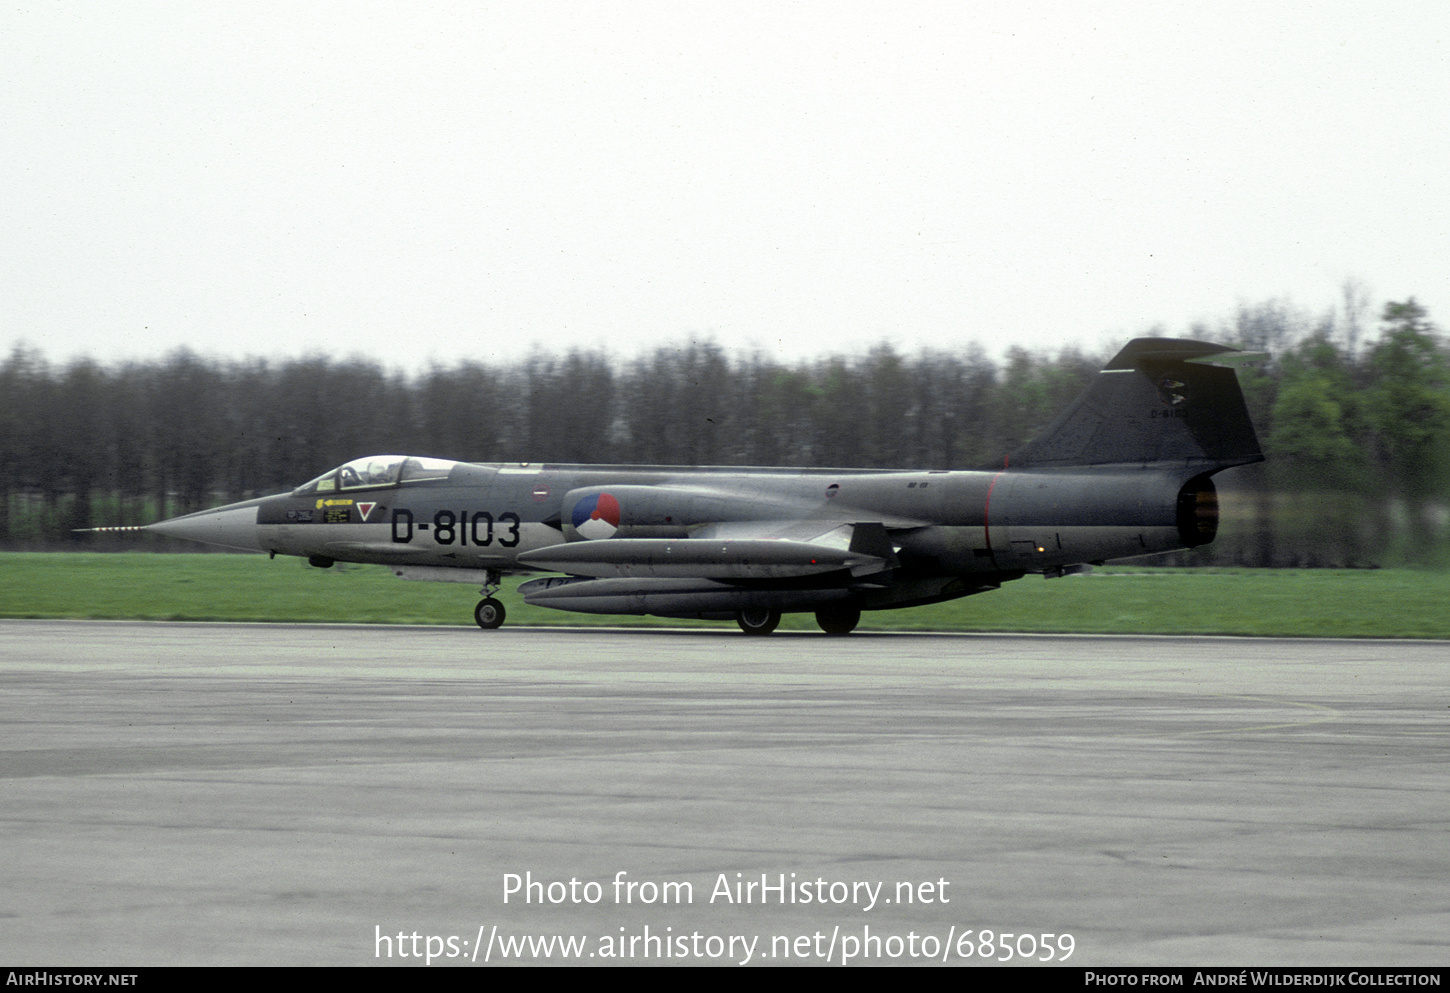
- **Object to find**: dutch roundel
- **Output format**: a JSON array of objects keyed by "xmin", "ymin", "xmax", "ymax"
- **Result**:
[{"xmin": 572, "ymin": 493, "xmax": 621, "ymax": 539}]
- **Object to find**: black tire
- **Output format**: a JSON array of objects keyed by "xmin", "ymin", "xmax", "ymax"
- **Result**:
[
  {"xmin": 474, "ymin": 597, "xmax": 506, "ymax": 630},
  {"xmin": 815, "ymin": 607, "xmax": 860, "ymax": 635},
  {"xmin": 736, "ymin": 609, "xmax": 781, "ymax": 635}
]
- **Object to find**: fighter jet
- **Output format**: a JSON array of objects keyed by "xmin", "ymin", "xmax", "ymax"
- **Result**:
[{"xmin": 132, "ymin": 338, "xmax": 1262, "ymax": 634}]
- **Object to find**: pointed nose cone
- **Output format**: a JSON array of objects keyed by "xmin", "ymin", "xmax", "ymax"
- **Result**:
[{"xmin": 147, "ymin": 501, "xmax": 265, "ymax": 552}]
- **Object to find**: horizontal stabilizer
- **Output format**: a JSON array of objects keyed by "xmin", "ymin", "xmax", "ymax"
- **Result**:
[{"xmin": 517, "ymin": 538, "xmax": 886, "ymax": 580}]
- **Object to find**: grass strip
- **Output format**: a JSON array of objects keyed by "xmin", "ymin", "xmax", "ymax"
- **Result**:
[{"xmin": 2, "ymin": 552, "xmax": 1445, "ymax": 638}]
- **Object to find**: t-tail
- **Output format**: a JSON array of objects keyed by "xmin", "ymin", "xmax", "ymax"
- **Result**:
[{"xmin": 1003, "ymin": 338, "xmax": 1264, "ymax": 473}]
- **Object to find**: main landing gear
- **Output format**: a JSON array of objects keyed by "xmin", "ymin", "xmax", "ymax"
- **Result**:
[
  {"xmin": 735, "ymin": 609, "xmax": 780, "ymax": 635},
  {"xmin": 474, "ymin": 570, "xmax": 506, "ymax": 630},
  {"xmin": 815, "ymin": 607, "xmax": 861, "ymax": 635},
  {"xmin": 735, "ymin": 607, "xmax": 863, "ymax": 635}
]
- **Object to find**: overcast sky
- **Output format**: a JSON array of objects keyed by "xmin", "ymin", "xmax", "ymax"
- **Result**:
[{"xmin": 3, "ymin": 2, "xmax": 1447, "ymax": 372}]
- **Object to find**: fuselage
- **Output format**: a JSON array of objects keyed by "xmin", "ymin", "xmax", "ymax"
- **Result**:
[
  {"xmin": 136, "ymin": 337, "xmax": 1261, "ymax": 633},
  {"xmin": 155, "ymin": 455, "xmax": 1218, "ymax": 603}
]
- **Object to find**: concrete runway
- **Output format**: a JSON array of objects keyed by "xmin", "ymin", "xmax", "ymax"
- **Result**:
[{"xmin": 2, "ymin": 619, "xmax": 1446, "ymax": 966}]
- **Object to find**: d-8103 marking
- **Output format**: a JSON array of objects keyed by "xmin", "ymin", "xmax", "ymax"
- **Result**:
[{"xmin": 391, "ymin": 509, "xmax": 522, "ymax": 547}]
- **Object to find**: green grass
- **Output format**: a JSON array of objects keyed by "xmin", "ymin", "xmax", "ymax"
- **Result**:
[{"xmin": 2, "ymin": 552, "xmax": 1446, "ymax": 638}]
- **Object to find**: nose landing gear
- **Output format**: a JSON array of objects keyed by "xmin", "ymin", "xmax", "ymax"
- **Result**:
[
  {"xmin": 474, "ymin": 570, "xmax": 506, "ymax": 629},
  {"xmin": 474, "ymin": 597, "xmax": 506, "ymax": 629}
]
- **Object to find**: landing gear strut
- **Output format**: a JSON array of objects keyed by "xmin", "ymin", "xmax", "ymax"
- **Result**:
[
  {"xmin": 474, "ymin": 569, "xmax": 506, "ymax": 630},
  {"xmin": 736, "ymin": 609, "xmax": 781, "ymax": 636}
]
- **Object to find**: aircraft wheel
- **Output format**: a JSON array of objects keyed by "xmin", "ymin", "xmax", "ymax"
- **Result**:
[
  {"xmin": 816, "ymin": 607, "xmax": 861, "ymax": 635},
  {"xmin": 474, "ymin": 597, "xmax": 506, "ymax": 630},
  {"xmin": 736, "ymin": 609, "xmax": 781, "ymax": 636}
]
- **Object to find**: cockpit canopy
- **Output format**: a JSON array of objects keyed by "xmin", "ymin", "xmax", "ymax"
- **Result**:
[{"xmin": 290, "ymin": 456, "xmax": 458, "ymax": 496}]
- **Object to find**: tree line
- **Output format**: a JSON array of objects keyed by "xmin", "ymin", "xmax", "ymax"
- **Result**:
[{"xmin": 3, "ymin": 296, "xmax": 1448, "ymax": 565}]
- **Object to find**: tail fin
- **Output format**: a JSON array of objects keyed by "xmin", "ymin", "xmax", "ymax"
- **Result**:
[{"xmin": 1005, "ymin": 338, "xmax": 1264, "ymax": 471}]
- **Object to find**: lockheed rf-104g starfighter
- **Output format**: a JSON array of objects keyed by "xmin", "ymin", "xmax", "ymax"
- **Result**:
[{"xmin": 131, "ymin": 338, "xmax": 1263, "ymax": 634}]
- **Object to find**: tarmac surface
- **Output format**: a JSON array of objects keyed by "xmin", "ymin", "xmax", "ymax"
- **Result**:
[{"xmin": 1, "ymin": 619, "xmax": 1446, "ymax": 967}]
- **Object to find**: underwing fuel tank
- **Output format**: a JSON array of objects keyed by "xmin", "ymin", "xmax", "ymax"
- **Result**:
[
  {"xmin": 518, "ymin": 575, "xmax": 853, "ymax": 618},
  {"xmin": 516, "ymin": 537, "xmax": 886, "ymax": 580}
]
